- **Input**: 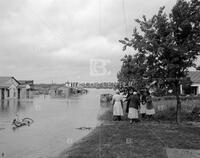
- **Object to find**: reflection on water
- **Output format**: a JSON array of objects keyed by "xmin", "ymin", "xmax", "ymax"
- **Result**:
[
  {"xmin": 0, "ymin": 100, "xmax": 33, "ymax": 116},
  {"xmin": 0, "ymin": 89, "xmax": 113, "ymax": 158}
]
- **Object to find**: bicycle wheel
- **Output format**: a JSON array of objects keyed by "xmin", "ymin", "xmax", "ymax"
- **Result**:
[
  {"xmin": 22, "ymin": 118, "xmax": 34, "ymax": 125},
  {"xmin": 13, "ymin": 121, "xmax": 22, "ymax": 127}
]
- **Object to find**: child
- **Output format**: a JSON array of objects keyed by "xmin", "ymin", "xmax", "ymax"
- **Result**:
[{"xmin": 140, "ymin": 100, "xmax": 146, "ymax": 119}]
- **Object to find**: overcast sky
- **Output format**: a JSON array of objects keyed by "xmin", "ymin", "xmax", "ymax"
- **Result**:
[{"xmin": 0, "ymin": 0, "xmax": 177, "ymax": 83}]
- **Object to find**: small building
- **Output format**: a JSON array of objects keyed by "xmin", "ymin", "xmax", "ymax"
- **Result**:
[
  {"xmin": 0, "ymin": 77, "xmax": 34, "ymax": 100},
  {"xmin": 49, "ymin": 84, "xmax": 63, "ymax": 96},
  {"xmin": 49, "ymin": 82, "xmax": 87, "ymax": 97},
  {"xmin": 49, "ymin": 84, "xmax": 72, "ymax": 97},
  {"xmin": 0, "ymin": 77, "xmax": 19, "ymax": 99},
  {"xmin": 185, "ymin": 71, "xmax": 200, "ymax": 95},
  {"xmin": 57, "ymin": 85, "xmax": 72, "ymax": 97},
  {"xmin": 18, "ymin": 80, "xmax": 34, "ymax": 99}
]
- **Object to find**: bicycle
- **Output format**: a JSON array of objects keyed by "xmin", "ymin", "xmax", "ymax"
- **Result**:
[{"xmin": 12, "ymin": 117, "xmax": 34, "ymax": 127}]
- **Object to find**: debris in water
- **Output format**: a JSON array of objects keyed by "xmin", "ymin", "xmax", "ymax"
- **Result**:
[
  {"xmin": 1, "ymin": 152, "xmax": 5, "ymax": 157},
  {"xmin": 76, "ymin": 127, "xmax": 92, "ymax": 130}
]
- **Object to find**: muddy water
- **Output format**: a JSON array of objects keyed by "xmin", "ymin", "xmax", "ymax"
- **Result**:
[{"xmin": 0, "ymin": 89, "xmax": 113, "ymax": 158}]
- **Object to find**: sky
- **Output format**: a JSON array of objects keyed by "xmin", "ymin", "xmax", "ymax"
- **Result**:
[{"xmin": 0, "ymin": 0, "xmax": 177, "ymax": 83}]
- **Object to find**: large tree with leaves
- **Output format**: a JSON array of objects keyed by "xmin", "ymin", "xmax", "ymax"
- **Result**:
[
  {"xmin": 117, "ymin": 53, "xmax": 148, "ymax": 90},
  {"xmin": 119, "ymin": 0, "xmax": 200, "ymax": 123}
]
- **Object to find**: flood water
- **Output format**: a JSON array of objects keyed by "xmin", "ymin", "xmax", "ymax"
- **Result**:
[{"xmin": 0, "ymin": 89, "xmax": 113, "ymax": 158}]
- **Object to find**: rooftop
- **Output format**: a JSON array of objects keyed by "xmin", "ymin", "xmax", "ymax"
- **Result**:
[
  {"xmin": 18, "ymin": 80, "xmax": 34, "ymax": 85},
  {"xmin": 188, "ymin": 71, "xmax": 200, "ymax": 84},
  {"xmin": 0, "ymin": 76, "xmax": 19, "ymax": 88}
]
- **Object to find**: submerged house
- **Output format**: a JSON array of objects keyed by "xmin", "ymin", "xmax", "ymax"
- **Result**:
[
  {"xmin": 0, "ymin": 77, "xmax": 34, "ymax": 100},
  {"xmin": 49, "ymin": 84, "xmax": 72, "ymax": 97},
  {"xmin": 49, "ymin": 82, "xmax": 87, "ymax": 97},
  {"xmin": 18, "ymin": 80, "xmax": 34, "ymax": 99},
  {"xmin": 57, "ymin": 85, "xmax": 72, "ymax": 97},
  {"xmin": 0, "ymin": 77, "xmax": 19, "ymax": 99}
]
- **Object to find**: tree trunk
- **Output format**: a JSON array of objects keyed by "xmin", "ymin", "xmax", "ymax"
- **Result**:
[{"xmin": 175, "ymin": 81, "xmax": 181, "ymax": 124}]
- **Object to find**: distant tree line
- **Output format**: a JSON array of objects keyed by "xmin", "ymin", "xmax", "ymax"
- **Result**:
[{"xmin": 80, "ymin": 82, "xmax": 117, "ymax": 89}]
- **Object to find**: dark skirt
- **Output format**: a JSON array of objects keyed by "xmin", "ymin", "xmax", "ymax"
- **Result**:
[{"xmin": 126, "ymin": 100, "xmax": 130, "ymax": 113}]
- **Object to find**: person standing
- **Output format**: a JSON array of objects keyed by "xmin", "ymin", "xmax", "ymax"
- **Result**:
[
  {"xmin": 112, "ymin": 89, "xmax": 124, "ymax": 121},
  {"xmin": 140, "ymin": 100, "xmax": 146, "ymax": 119},
  {"xmin": 124, "ymin": 88, "xmax": 131, "ymax": 114},
  {"xmin": 139, "ymin": 91, "xmax": 147, "ymax": 119},
  {"xmin": 146, "ymin": 92, "xmax": 155, "ymax": 120},
  {"xmin": 127, "ymin": 90, "xmax": 140, "ymax": 124}
]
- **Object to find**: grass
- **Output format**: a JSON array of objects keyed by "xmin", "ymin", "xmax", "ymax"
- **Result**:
[
  {"xmin": 153, "ymin": 98, "xmax": 200, "ymax": 112},
  {"xmin": 153, "ymin": 99, "xmax": 200, "ymax": 122},
  {"xmin": 56, "ymin": 101, "xmax": 200, "ymax": 158}
]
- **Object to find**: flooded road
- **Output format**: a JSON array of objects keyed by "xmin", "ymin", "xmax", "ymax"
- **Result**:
[{"xmin": 0, "ymin": 89, "xmax": 113, "ymax": 158}]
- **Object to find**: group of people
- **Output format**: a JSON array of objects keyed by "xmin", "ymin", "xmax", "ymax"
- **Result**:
[{"xmin": 112, "ymin": 88, "xmax": 155, "ymax": 124}]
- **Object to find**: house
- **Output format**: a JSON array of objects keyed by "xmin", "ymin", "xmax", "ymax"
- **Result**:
[
  {"xmin": 49, "ymin": 82, "xmax": 87, "ymax": 97},
  {"xmin": 0, "ymin": 77, "xmax": 19, "ymax": 99},
  {"xmin": 0, "ymin": 77, "xmax": 34, "ymax": 100},
  {"xmin": 49, "ymin": 84, "xmax": 72, "ymax": 97},
  {"xmin": 57, "ymin": 85, "xmax": 72, "ymax": 97},
  {"xmin": 18, "ymin": 80, "xmax": 34, "ymax": 99},
  {"xmin": 185, "ymin": 71, "xmax": 200, "ymax": 95},
  {"xmin": 49, "ymin": 84, "xmax": 64, "ymax": 96}
]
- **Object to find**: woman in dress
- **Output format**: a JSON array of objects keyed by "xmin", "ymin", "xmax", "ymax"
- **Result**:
[
  {"xmin": 124, "ymin": 88, "xmax": 131, "ymax": 114},
  {"xmin": 112, "ymin": 89, "xmax": 123, "ymax": 121},
  {"xmin": 146, "ymin": 92, "xmax": 155, "ymax": 120},
  {"xmin": 127, "ymin": 90, "xmax": 140, "ymax": 124},
  {"xmin": 139, "ymin": 91, "xmax": 147, "ymax": 119}
]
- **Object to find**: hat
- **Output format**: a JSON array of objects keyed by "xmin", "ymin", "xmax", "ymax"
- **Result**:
[
  {"xmin": 133, "ymin": 91, "xmax": 137, "ymax": 95},
  {"xmin": 115, "ymin": 89, "xmax": 120, "ymax": 94}
]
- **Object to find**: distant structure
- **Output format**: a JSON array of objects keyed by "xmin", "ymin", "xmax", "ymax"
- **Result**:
[
  {"xmin": 181, "ymin": 71, "xmax": 200, "ymax": 95},
  {"xmin": 49, "ymin": 84, "xmax": 71, "ymax": 97},
  {"xmin": 18, "ymin": 80, "xmax": 34, "ymax": 99},
  {"xmin": 49, "ymin": 81, "xmax": 87, "ymax": 97},
  {"xmin": 0, "ymin": 77, "xmax": 34, "ymax": 100},
  {"xmin": 79, "ymin": 82, "xmax": 117, "ymax": 89}
]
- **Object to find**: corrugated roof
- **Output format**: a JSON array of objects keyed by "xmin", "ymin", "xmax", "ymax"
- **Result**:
[{"xmin": 188, "ymin": 71, "xmax": 200, "ymax": 84}]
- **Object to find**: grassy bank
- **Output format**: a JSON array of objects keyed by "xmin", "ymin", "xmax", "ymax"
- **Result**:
[{"xmin": 57, "ymin": 106, "xmax": 200, "ymax": 158}]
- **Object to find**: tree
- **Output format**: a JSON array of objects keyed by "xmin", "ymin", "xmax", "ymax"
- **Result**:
[
  {"xmin": 119, "ymin": 0, "xmax": 200, "ymax": 123},
  {"xmin": 117, "ymin": 53, "xmax": 148, "ymax": 91}
]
